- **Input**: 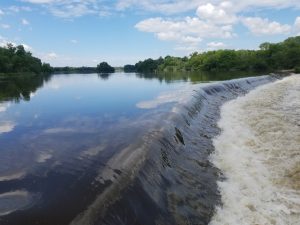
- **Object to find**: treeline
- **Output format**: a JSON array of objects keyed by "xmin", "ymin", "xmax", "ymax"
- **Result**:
[
  {"xmin": 53, "ymin": 62, "xmax": 115, "ymax": 74},
  {"xmin": 53, "ymin": 66, "xmax": 97, "ymax": 73},
  {"xmin": 0, "ymin": 43, "xmax": 117, "ymax": 75},
  {"xmin": 124, "ymin": 36, "xmax": 300, "ymax": 73},
  {"xmin": 0, "ymin": 44, "xmax": 52, "ymax": 74}
]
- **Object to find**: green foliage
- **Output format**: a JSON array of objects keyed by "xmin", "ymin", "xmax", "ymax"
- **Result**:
[
  {"xmin": 124, "ymin": 64, "xmax": 136, "ymax": 72},
  {"xmin": 132, "ymin": 36, "xmax": 300, "ymax": 73},
  {"xmin": 135, "ymin": 58, "xmax": 163, "ymax": 73},
  {"xmin": 96, "ymin": 62, "xmax": 115, "ymax": 73},
  {"xmin": 0, "ymin": 43, "xmax": 52, "ymax": 74},
  {"xmin": 53, "ymin": 66, "xmax": 96, "ymax": 73}
]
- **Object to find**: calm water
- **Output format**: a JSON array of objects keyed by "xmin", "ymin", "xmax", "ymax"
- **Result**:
[{"xmin": 1, "ymin": 72, "xmax": 295, "ymax": 225}]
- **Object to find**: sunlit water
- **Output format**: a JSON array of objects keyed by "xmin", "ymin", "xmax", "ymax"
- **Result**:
[{"xmin": 0, "ymin": 72, "xmax": 295, "ymax": 225}]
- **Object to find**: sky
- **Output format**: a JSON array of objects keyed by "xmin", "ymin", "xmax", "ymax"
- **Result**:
[{"xmin": 0, "ymin": 0, "xmax": 299, "ymax": 67}]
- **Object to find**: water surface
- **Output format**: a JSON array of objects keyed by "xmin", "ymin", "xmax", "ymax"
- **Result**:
[{"xmin": 0, "ymin": 71, "xmax": 281, "ymax": 225}]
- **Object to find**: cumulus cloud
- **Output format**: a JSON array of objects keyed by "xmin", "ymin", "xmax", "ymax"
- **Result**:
[
  {"xmin": 117, "ymin": 0, "xmax": 300, "ymax": 14},
  {"xmin": 196, "ymin": 2, "xmax": 237, "ymax": 24},
  {"xmin": 20, "ymin": 0, "xmax": 300, "ymax": 23},
  {"xmin": 294, "ymin": 17, "xmax": 300, "ymax": 35},
  {"xmin": 207, "ymin": 41, "xmax": 226, "ymax": 49},
  {"xmin": 242, "ymin": 17, "xmax": 291, "ymax": 35},
  {"xmin": 134, "ymin": 1, "xmax": 299, "ymax": 51},
  {"xmin": 18, "ymin": 0, "xmax": 300, "ymax": 54},
  {"xmin": 136, "ymin": 17, "xmax": 234, "ymax": 51}
]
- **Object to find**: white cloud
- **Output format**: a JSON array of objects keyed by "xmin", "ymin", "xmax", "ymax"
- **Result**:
[
  {"xmin": 207, "ymin": 41, "xmax": 226, "ymax": 49},
  {"xmin": 8, "ymin": 6, "xmax": 32, "ymax": 13},
  {"xmin": 0, "ymin": 36, "xmax": 16, "ymax": 47},
  {"xmin": 0, "ymin": 9, "xmax": 4, "ymax": 15},
  {"xmin": 50, "ymin": 3, "xmax": 97, "ymax": 18},
  {"xmin": 117, "ymin": 0, "xmax": 300, "ymax": 14},
  {"xmin": 0, "ymin": 24, "xmax": 10, "ymax": 29},
  {"xmin": 136, "ymin": 16, "xmax": 235, "ymax": 51},
  {"xmin": 135, "ymin": 17, "xmax": 235, "ymax": 39},
  {"xmin": 0, "ymin": 37, "xmax": 33, "ymax": 52},
  {"xmin": 134, "ymin": 2, "xmax": 299, "ymax": 51},
  {"xmin": 242, "ymin": 17, "xmax": 291, "ymax": 35},
  {"xmin": 294, "ymin": 17, "xmax": 300, "ymax": 35},
  {"xmin": 23, "ymin": 0, "xmax": 104, "ymax": 18},
  {"xmin": 21, "ymin": 19, "xmax": 30, "ymax": 25},
  {"xmin": 21, "ymin": 44, "xmax": 32, "ymax": 51},
  {"xmin": 196, "ymin": 3, "xmax": 237, "ymax": 24},
  {"xmin": 20, "ymin": 0, "xmax": 300, "ymax": 22},
  {"xmin": 46, "ymin": 52, "xmax": 58, "ymax": 59},
  {"xmin": 116, "ymin": 0, "xmax": 205, "ymax": 14}
]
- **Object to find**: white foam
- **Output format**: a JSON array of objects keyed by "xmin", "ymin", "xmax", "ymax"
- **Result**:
[{"xmin": 210, "ymin": 75, "xmax": 300, "ymax": 225}]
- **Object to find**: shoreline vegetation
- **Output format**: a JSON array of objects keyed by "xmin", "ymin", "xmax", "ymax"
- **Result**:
[
  {"xmin": 125, "ymin": 36, "xmax": 300, "ymax": 74},
  {"xmin": 0, "ymin": 36, "xmax": 300, "ymax": 76}
]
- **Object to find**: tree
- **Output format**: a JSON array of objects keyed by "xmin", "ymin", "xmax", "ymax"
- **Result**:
[
  {"xmin": 0, "ymin": 43, "xmax": 53, "ymax": 74},
  {"xmin": 124, "ymin": 64, "xmax": 136, "ymax": 72},
  {"xmin": 96, "ymin": 62, "xmax": 115, "ymax": 73},
  {"xmin": 259, "ymin": 42, "xmax": 271, "ymax": 50}
]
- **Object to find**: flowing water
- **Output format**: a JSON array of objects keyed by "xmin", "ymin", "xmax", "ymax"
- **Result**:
[
  {"xmin": 0, "ymin": 72, "xmax": 298, "ymax": 225},
  {"xmin": 210, "ymin": 75, "xmax": 300, "ymax": 225}
]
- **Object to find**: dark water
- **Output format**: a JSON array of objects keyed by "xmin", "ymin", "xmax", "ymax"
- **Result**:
[{"xmin": 0, "ymin": 72, "xmax": 278, "ymax": 225}]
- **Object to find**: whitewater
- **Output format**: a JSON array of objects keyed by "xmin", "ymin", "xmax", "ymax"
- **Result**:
[{"xmin": 210, "ymin": 75, "xmax": 300, "ymax": 225}]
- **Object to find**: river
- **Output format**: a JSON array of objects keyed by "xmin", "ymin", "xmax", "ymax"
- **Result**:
[{"xmin": 0, "ymin": 72, "xmax": 298, "ymax": 225}]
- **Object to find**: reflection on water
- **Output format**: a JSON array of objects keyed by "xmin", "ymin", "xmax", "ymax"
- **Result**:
[
  {"xmin": 135, "ymin": 71, "xmax": 263, "ymax": 83},
  {"xmin": 0, "ymin": 190, "xmax": 37, "ymax": 216},
  {"xmin": 0, "ymin": 71, "xmax": 259, "ymax": 103},
  {"xmin": 0, "ymin": 73, "xmax": 51, "ymax": 103},
  {"xmin": 0, "ymin": 72, "xmax": 273, "ymax": 225}
]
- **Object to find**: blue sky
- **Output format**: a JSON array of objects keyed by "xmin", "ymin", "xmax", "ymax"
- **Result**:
[{"xmin": 0, "ymin": 0, "xmax": 299, "ymax": 66}]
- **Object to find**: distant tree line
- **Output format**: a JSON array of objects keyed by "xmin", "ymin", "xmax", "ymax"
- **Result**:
[
  {"xmin": 2, "ymin": 36, "xmax": 299, "ymax": 76},
  {"xmin": 0, "ymin": 43, "xmax": 117, "ymax": 75},
  {"xmin": 53, "ymin": 62, "xmax": 116, "ymax": 74},
  {"xmin": 0, "ymin": 44, "xmax": 52, "ymax": 74},
  {"xmin": 53, "ymin": 66, "xmax": 97, "ymax": 73},
  {"xmin": 124, "ymin": 36, "xmax": 300, "ymax": 73}
]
